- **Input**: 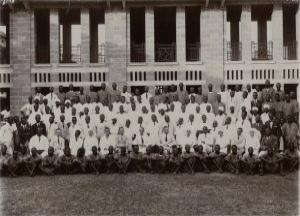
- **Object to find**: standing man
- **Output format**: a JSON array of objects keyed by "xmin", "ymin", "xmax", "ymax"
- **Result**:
[
  {"xmin": 98, "ymin": 83, "xmax": 109, "ymax": 106},
  {"xmin": 109, "ymin": 82, "xmax": 121, "ymax": 105},
  {"xmin": 177, "ymin": 82, "xmax": 188, "ymax": 105}
]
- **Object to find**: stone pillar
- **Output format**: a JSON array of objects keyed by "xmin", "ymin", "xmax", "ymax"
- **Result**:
[
  {"xmin": 81, "ymin": 8, "xmax": 90, "ymax": 64},
  {"xmin": 241, "ymin": 5, "xmax": 251, "ymax": 63},
  {"xmin": 126, "ymin": 9, "xmax": 131, "ymax": 63},
  {"xmin": 176, "ymin": 6, "xmax": 186, "ymax": 63},
  {"xmin": 10, "ymin": 10, "xmax": 32, "ymax": 115},
  {"xmin": 296, "ymin": 4, "xmax": 300, "ymax": 60},
  {"xmin": 200, "ymin": 6, "xmax": 224, "ymax": 86},
  {"xmin": 105, "ymin": 7, "xmax": 127, "ymax": 86},
  {"xmin": 145, "ymin": 7, "xmax": 154, "ymax": 63},
  {"xmin": 50, "ymin": 9, "xmax": 59, "ymax": 64},
  {"xmin": 63, "ymin": 24, "xmax": 72, "ymax": 63},
  {"xmin": 90, "ymin": 17, "xmax": 98, "ymax": 63},
  {"xmin": 272, "ymin": 4, "xmax": 283, "ymax": 62}
]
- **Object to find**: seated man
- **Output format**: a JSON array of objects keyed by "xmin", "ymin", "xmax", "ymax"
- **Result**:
[
  {"xmin": 129, "ymin": 144, "xmax": 144, "ymax": 172},
  {"xmin": 259, "ymin": 127, "xmax": 279, "ymax": 158},
  {"xmin": 259, "ymin": 147, "xmax": 284, "ymax": 176},
  {"xmin": 87, "ymin": 146, "xmax": 103, "ymax": 175},
  {"xmin": 105, "ymin": 146, "xmax": 117, "ymax": 173},
  {"xmin": 58, "ymin": 147, "xmax": 76, "ymax": 174},
  {"xmin": 29, "ymin": 127, "xmax": 49, "ymax": 157},
  {"xmin": 209, "ymin": 144, "xmax": 226, "ymax": 173},
  {"xmin": 193, "ymin": 144, "xmax": 210, "ymax": 173},
  {"xmin": 151, "ymin": 145, "xmax": 168, "ymax": 173},
  {"xmin": 142, "ymin": 146, "xmax": 153, "ymax": 173},
  {"xmin": 26, "ymin": 147, "xmax": 42, "ymax": 177},
  {"xmin": 115, "ymin": 146, "xmax": 131, "ymax": 174},
  {"xmin": 181, "ymin": 144, "xmax": 195, "ymax": 174},
  {"xmin": 168, "ymin": 145, "xmax": 183, "ymax": 174},
  {"xmin": 242, "ymin": 147, "xmax": 260, "ymax": 175},
  {"xmin": 40, "ymin": 146, "xmax": 59, "ymax": 175},
  {"xmin": 225, "ymin": 145, "xmax": 241, "ymax": 175},
  {"xmin": 73, "ymin": 147, "xmax": 87, "ymax": 174},
  {"xmin": 0, "ymin": 145, "xmax": 11, "ymax": 177},
  {"xmin": 284, "ymin": 141, "xmax": 299, "ymax": 173},
  {"xmin": 7, "ymin": 150, "xmax": 21, "ymax": 177}
]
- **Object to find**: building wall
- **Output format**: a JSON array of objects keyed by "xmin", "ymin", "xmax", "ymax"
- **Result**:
[
  {"xmin": 0, "ymin": 3, "xmax": 299, "ymax": 115},
  {"xmin": 9, "ymin": 9, "xmax": 32, "ymax": 115}
]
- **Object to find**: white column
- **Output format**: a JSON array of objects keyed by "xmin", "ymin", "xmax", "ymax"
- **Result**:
[
  {"xmin": 145, "ymin": 7, "xmax": 154, "ymax": 62},
  {"xmin": 81, "ymin": 8, "xmax": 90, "ymax": 64},
  {"xmin": 296, "ymin": 4, "xmax": 300, "ymax": 60},
  {"xmin": 50, "ymin": 9, "xmax": 59, "ymax": 64},
  {"xmin": 241, "ymin": 5, "xmax": 251, "ymax": 63},
  {"xmin": 126, "ymin": 9, "xmax": 130, "ymax": 63},
  {"xmin": 272, "ymin": 3, "xmax": 283, "ymax": 62},
  {"xmin": 176, "ymin": 6, "xmax": 186, "ymax": 63}
]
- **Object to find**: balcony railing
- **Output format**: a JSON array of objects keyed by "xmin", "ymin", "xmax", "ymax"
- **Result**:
[
  {"xmin": 186, "ymin": 43, "xmax": 200, "ymax": 61},
  {"xmin": 283, "ymin": 41, "xmax": 297, "ymax": 60},
  {"xmin": 131, "ymin": 43, "xmax": 145, "ymax": 62},
  {"xmin": 227, "ymin": 42, "xmax": 242, "ymax": 61},
  {"xmin": 251, "ymin": 41, "xmax": 273, "ymax": 61},
  {"xmin": 155, "ymin": 43, "xmax": 176, "ymax": 62},
  {"xmin": 60, "ymin": 45, "xmax": 81, "ymax": 63}
]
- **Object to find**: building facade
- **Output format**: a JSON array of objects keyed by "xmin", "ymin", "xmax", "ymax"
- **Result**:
[{"xmin": 0, "ymin": 0, "xmax": 299, "ymax": 114}]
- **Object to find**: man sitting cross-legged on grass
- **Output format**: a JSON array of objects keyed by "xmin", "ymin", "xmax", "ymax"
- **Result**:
[
  {"xmin": 151, "ymin": 145, "xmax": 168, "ymax": 173},
  {"xmin": 87, "ymin": 146, "xmax": 104, "ymax": 175},
  {"xmin": 58, "ymin": 147, "xmax": 76, "ymax": 174},
  {"xmin": 225, "ymin": 145, "xmax": 241, "ymax": 175},
  {"xmin": 259, "ymin": 147, "xmax": 285, "ymax": 176},
  {"xmin": 26, "ymin": 147, "xmax": 42, "ymax": 177},
  {"xmin": 105, "ymin": 146, "xmax": 118, "ymax": 173},
  {"xmin": 284, "ymin": 140, "xmax": 299, "ymax": 173},
  {"xmin": 209, "ymin": 144, "xmax": 226, "ymax": 173},
  {"xmin": 115, "ymin": 145, "xmax": 131, "ymax": 174},
  {"xmin": 129, "ymin": 144, "xmax": 144, "ymax": 172},
  {"xmin": 241, "ymin": 147, "xmax": 260, "ymax": 175},
  {"xmin": 168, "ymin": 145, "xmax": 183, "ymax": 174},
  {"xmin": 181, "ymin": 144, "xmax": 195, "ymax": 174},
  {"xmin": 40, "ymin": 146, "xmax": 59, "ymax": 175},
  {"xmin": 142, "ymin": 146, "xmax": 153, "ymax": 173},
  {"xmin": 17, "ymin": 144, "xmax": 30, "ymax": 176},
  {"xmin": 192, "ymin": 144, "xmax": 210, "ymax": 173},
  {"xmin": 0, "ymin": 145, "xmax": 11, "ymax": 177},
  {"xmin": 73, "ymin": 147, "xmax": 88, "ymax": 174},
  {"xmin": 7, "ymin": 150, "xmax": 21, "ymax": 177}
]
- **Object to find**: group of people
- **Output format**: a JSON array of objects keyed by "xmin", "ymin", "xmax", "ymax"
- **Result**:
[{"xmin": 0, "ymin": 80, "xmax": 299, "ymax": 176}]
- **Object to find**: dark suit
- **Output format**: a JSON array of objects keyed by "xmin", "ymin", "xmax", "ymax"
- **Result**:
[
  {"xmin": 31, "ymin": 122, "xmax": 47, "ymax": 137},
  {"xmin": 18, "ymin": 123, "xmax": 32, "ymax": 144},
  {"xmin": 264, "ymin": 120, "xmax": 282, "ymax": 138},
  {"xmin": 260, "ymin": 135, "xmax": 279, "ymax": 152},
  {"xmin": 251, "ymin": 99, "xmax": 262, "ymax": 114}
]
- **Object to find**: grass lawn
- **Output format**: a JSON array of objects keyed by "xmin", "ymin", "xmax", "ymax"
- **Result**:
[{"xmin": 0, "ymin": 172, "xmax": 298, "ymax": 215}]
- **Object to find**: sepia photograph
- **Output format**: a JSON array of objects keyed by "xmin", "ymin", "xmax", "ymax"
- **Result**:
[{"xmin": 0, "ymin": 0, "xmax": 299, "ymax": 215}]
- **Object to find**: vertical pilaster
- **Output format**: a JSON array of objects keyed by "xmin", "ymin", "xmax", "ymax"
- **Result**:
[
  {"xmin": 241, "ymin": 5, "xmax": 251, "ymax": 63},
  {"xmin": 145, "ymin": 7, "xmax": 154, "ymax": 63},
  {"xmin": 296, "ymin": 4, "xmax": 300, "ymax": 60},
  {"xmin": 272, "ymin": 4, "xmax": 283, "ymax": 62},
  {"xmin": 81, "ymin": 8, "xmax": 90, "ymax": 64},
  {"xmin": 50, "ymin": 9, "xmax": 59, "ymax": 64},
  {"xmin": 176, "ymin": 6, "xmax": 186, "ymax": 63}
]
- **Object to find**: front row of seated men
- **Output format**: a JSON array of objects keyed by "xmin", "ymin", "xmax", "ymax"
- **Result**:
[{"xmin": 0, "ymin": 138, "xmax": 298, "ymax": 177}]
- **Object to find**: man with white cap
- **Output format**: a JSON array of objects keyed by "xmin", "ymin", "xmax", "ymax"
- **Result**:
[
  {"xmin": 0, "ymin": 116, "xmax": 14, "ymax": 154},
  {"xmin": 215, "ymin": 129, "xmax": 230, "ymax": 154},
  {"xmin": 245, "ymin": 128, "xmax": 261, "ymax": 155},
  {"xmin": 215, "ymin": 106, "xmax": 226, "ymax": 127},
  {"xmin": 83, "ymin": 129, "xmax": 99, "ymax": 156},
  {"xmin": 44, "ymin": 87, "xmax": 58, "ymax": 109},
  {"xmin": 197, "ymin": 126, "xmax": 214, "ymax": 154},
  {"xmin": 20, "ymin": 96, "xmax": 33, "ymax": 118},
  {"xmin": 28, "ymin": 103, "xmax": 42, "ymax": 125},
  {"xmin": 231, "ymin": 127, "xmax": 246, "ymax": 155},
  {"xmin": 261, "ymin": 104, "xmax": 270, "ymax": 124}
]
